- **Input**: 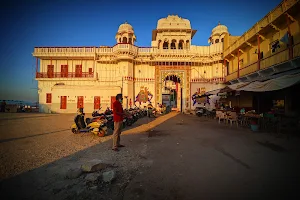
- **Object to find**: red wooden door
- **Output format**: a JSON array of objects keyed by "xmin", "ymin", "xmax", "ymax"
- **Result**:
[
  {"xmin": 94, "ymin": 96, "xmax": 100, "ymax": 109},
  {"xmin": 89, "ymin": 68, "xmax": 93, "ymax": 76},
  {"xmin": 61, "ymin": 65, "xmax": 68, "ymax": 77},
  {"xmin": 75, "ymin": 65, "xmax": 82, "ymax": 77},
  {"xmin": 47, "ymin": 65, "xmax": 54, "ymax": 78},
  {"xmin": 111, "ymin": 96, "xmax": 116, "ymax": 109},
  {"xmin": 77, "ymin": 96, "xmax": 84, "ymax": 108},
  {"xmin": 60, "ymin": 96, "xmax": 67, "ymax": 109}
]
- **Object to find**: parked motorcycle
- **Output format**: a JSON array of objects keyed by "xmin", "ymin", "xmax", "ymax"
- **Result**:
[
  {"xmin": 195, "ymin": 106, "xmax": 207, "ymax": 117},
  {"xmin": 71, "ymin": 109, "xmax": 108, "ymax": 137}
]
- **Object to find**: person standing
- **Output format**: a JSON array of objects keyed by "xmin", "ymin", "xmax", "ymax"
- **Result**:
[{"xmin": 112, "ymin": 94, "xmax": 125, "ymax": 151}]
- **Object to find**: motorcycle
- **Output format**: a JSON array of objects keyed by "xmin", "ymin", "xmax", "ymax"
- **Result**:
[
  {"xmin": 71, "ymin": 110, "xmax": 108, "ymax": 137},
  {"xmin": 104, "ymin": 107, "xmax": 113, "ymax": 115},
  {"xmin": 195, "ymin": 106, "xmax": 207, "ymax": 117},
  {"xmin": 92, "ymin": 107, "xmax": 105, "ymax": 117}
]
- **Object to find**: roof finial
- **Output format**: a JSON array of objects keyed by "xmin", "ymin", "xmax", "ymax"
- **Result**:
[
  {"xmin": 218, "ymin": 21, "xmax": 221, "ymax": 25},
  {"xmin": 125, "ymin": 21, "xmax": 128, "ymax": 24}
]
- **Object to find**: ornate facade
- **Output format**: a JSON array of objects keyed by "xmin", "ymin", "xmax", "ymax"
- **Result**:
[{"xmin": 34, "ymin": 15, "xmax": 228, "ymax": 113}]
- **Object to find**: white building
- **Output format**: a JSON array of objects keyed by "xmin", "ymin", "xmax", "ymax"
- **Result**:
[{"xmin": 33, "ymin": 15, "xmax": 231, "ymax": 113}]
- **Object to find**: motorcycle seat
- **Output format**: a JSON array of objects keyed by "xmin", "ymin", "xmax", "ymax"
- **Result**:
[{"xmin": 78, "ymin": 128, "xmax": 90, "ymax": 132}]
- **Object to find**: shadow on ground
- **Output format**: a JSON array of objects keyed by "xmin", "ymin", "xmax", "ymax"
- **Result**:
[
  {"xmin": 1, "ymin": 113, "xmax": 300, "ymax": 200},
  {"xmin": 0, "ymin": 112, "xmax": 178, "ymax": 200}
]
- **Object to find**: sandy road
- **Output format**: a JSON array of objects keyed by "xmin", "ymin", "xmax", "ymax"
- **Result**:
[{"xmin": 0, "ymin": 113, "xmax": 157, "ymax": 180}]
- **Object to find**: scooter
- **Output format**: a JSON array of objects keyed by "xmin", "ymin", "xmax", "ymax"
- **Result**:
[{"xmin": 71, "ymin": 110, "xmax": 108, "ymax": 137}]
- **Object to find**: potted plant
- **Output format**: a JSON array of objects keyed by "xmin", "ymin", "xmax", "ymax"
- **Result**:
[{"xmin": 250, "ymin": 119, "xmax": 259, "ymax": 131}]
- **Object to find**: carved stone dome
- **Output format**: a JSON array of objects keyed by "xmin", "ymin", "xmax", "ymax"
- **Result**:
[
  {"xmin": 117, "ymin": 21, "xmax": 134, "ymax": 33},
  {"xmin": 157, "ymin": 15, "xmax": 191, "ymax": 29},
  {"xmin": 211, "ymin": 22, "xmax": 228, "ymax": 36}
]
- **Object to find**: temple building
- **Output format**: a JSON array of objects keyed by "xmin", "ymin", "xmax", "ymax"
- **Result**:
[{"xmin": 33, "ymin": 0, "xmax": 300, "ymax": 113}]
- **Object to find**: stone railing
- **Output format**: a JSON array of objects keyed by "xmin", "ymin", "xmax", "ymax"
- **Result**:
[
  {"xmin": 36, "ymin": 72, "xmax": 94, "ymax": 79},
  {"xmin": 33, "ymin": 42, "xmax": 223, "ymax": 57},
  {"xmin": 224, "ymin": 0, "xmax": 298, "ymax": 57},
  {"xmin": 239, "ymin": 61, "xmax": 258, "ymax": 77},
  {"xmin": 225, "ymin": 42, "xmax": 300, "ymax": 82}
]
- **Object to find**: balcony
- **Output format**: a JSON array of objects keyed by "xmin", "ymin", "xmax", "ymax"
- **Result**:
[
  {"xmin": 33, "ymin": 47, "xmax": 96, "ymax": 59},
  {"xmin": 225, "ymin": 42, "xmax": 300, "ymax": 82},
  {"xmin": 36, "ymin": 72, "xmax": 95, "ymax": 80},
  {"xmin": 224, "ymin": 0, "xmax": 298, "ymax": 57}
]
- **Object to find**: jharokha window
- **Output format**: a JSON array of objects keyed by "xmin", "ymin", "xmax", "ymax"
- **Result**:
[{"xmin": 46, "ymin": 93, "xmax": 52, "ymax": 103}]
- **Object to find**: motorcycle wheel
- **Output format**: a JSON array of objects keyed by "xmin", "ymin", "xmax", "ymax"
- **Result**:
[
  {"xmin": 71, "ymin": 128, "xmax": 77, "ymax": 134},
  {"xmin": 98, "ymin": 130, "xmax": 105, "ymax": 137}
]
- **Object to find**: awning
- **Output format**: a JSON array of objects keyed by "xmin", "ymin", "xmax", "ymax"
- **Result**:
[
  {"xmin": 219, "ymin": 82, "xmax": 251, "ymax": 93},
  {"xmin": 236, "ymin": 73, "xmax": 300, "ymax": 92},
  {"xmin": 205, "ymin": 88, "xmax": 221, "ymax": 95}
]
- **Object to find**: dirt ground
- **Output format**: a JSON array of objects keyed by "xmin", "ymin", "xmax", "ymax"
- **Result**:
[{"xmin": 0, "ymin": 112, "xmax": 300, "ymax": 200}]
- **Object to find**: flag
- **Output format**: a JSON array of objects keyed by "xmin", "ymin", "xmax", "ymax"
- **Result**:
[{"xmin": 280, "ymin": 32, "xmax": 289, "ymax": 44}]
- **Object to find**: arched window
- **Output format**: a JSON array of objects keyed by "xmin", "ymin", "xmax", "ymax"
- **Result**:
[
  {"xmin": 211, "ymin": 39, "xmax": 214, "ymax": 44},
  {"xmin": 163, "ymin": 41, "xmax": 168, "ymax": 49},
  {"xmin": 128, "ymin": 38, "xmax": 132, "ymax": 44},
  {"xmin": 119, "ymin": 38, "xmax": 121, "ymax": 43},
  {"xmin": 122, "ymin": 37, "xmax": 127, "ymax": 43},
  {"xmin": 215, "ymin": 39, "xmax": 219, "ymax": 43},
  {"xmin": 178, "ymin": 40, "xmax": 184, "ymax": 49},
  {"xmin": 158, "ymin": 40, "xmax": 162, "ymax": 49},
  {"xmin": 186, "ymin": 40, "xmax": 190, "ymax": 49},
  {"xmin": 171, "ymin": 39, "xmax": 176, "ymax": 49},
  {"xmin": 221, "ymin": 38, "xmax": 224, "ymax": 42}
]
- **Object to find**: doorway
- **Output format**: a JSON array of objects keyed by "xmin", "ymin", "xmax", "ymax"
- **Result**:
[{"xmin": 162, "ymin": 75, "xmax": 181, "ymax": 111}]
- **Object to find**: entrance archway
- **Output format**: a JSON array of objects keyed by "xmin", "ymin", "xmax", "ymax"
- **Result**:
[{"xmin": 162, "ymin": 74, "xmax": 182, "ymax": 111}]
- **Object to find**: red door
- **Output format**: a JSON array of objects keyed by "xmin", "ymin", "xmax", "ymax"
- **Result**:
[
  {"xmin": 47, "ymin": 65, "xmax": 54, "ymax": 78},
  {"xmin": 89, "ymin": 68, "xmax": 93, "ymax": 76},
  {"xmin": 77, "ymin": 96, "xmax": 84, "ymax": 108},
  {"xmin": 111, "ymin": 96, "xmax": 116, "ymax": 109},
  {"xmin": 61, "ymin": 65, "xmax": 68, "ymax": 77},
  {"xmin": 75, "ymin": 65, "xmax": 82, "ymax": 77},
  {"xmin": 60, "ymin": 96, "xmax": 67, "ymax": 109},
  {"xmin": 94, "ymin": 96, "xmax": 100, "ymax": 109}
]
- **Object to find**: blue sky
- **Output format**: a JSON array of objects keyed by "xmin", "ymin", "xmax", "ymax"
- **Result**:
[{"xmin": 0, "ymin": 0, "xmax": 281, "ymax": 102}]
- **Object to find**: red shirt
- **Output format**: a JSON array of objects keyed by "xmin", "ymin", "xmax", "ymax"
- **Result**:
[{"xmin": 113, "ymin": 100, "xmax": 123, "ymax": 122}]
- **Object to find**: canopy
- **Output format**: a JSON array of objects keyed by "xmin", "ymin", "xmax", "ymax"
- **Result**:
[
  {"xmin": 236, "ymin": 73, "xmax": 300, "ymax": 92},
  {"xmin": 219, "ymin": 82, "xmax": 251, "ymax": 93}
]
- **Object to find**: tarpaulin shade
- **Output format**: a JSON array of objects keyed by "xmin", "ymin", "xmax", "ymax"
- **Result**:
[{"xmin": 235, "ymin": 73, "xmax": 300, "ymax": 92}]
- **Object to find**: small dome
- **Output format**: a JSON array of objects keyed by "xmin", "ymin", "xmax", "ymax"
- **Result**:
[
  {"xmin": 211, "ymin": 22, "xmax": 228, "ymax": 36},
  {"xmin": 118, "ymin": 21, "xmax": 134, "ymax": 33}
]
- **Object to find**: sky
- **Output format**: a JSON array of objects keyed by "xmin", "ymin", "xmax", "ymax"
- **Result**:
[{"xmin": 0, "ymin": 0, "xmax": 282, "ymax": 102}]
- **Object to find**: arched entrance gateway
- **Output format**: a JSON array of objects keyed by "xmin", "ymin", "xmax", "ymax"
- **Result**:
[
  {"xmin": 155, "ymin": 64, "xmax": 191, "ymax": 112},
  {"xmin": 162, "ymin": 74, "xmax": 182, "ymax": 110}
]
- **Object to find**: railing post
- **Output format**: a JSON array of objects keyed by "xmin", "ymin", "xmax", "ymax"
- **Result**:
[
  {"xmin": 257, "ymin": 34, "xmax": 261, "ymax": 70},
  {"xmin": 237, "ymin": 49, "xmax": 240, "ymax": 78},
  {"xmin": 285, "ymin": 13, "xmax": 293, "ymax": 59}
]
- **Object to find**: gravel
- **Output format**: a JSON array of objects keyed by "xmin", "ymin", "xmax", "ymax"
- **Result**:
[{"xmin": 0, "ymin": 112, "xmax": 178, "ymax": 199}]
